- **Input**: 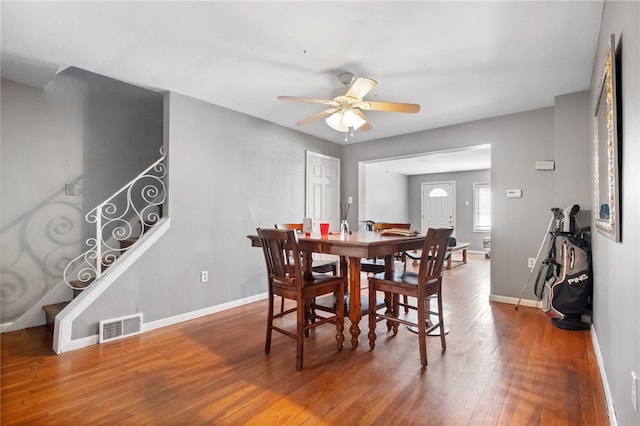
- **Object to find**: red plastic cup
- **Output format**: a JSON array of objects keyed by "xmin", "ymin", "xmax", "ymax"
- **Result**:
[{"xmin": 319, "ymin": 223, "xmax": 330, "ymax": 236}]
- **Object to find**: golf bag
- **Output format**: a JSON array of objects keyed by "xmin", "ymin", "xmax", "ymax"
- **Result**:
[{"xmin": 534, "ymin": 205, "xmax": 592, "ymax": 330}]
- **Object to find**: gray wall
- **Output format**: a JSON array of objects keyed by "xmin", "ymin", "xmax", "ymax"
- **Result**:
[
  {"xmin": 408, "ymin": 169, "xmax": 491, "ymax": 251},
  {"xmin": 72, "ymin": 92, "xmax": 341, "ymax": 337},
  {"xmin": 589, "ymin": 2, "xmax": 640, "ymax": 425},
  {"xmin": 0, "ymin": 69, "xmax": 163, "ymax": 323},
  {"xmin": 361, "ymin": 164, "xmax": 408, "ymax": 225},
  {"xmin": 343, "ymin": 107, "xmax": 560, "ymax": 302}
]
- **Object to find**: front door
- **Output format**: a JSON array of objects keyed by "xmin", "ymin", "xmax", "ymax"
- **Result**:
[
  {"xmin": 306, "ymin": 152, "xmax": 340, "ymax": 231},
  {"xmin": 421, "ymin": 181, "xmax": 455, "ymax": 234}
]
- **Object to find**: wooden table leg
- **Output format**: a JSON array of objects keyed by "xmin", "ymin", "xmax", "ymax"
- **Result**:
[{"xmin": 348, "ymin": 257, "xmax": 361, "ymax": 349}]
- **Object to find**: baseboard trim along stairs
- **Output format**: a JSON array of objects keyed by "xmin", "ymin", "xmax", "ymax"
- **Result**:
[{"xmin": 52, "ymin": 217, "xmax": 171, "ymax": 354}]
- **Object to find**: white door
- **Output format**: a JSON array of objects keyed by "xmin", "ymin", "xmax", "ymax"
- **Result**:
[
  {"xmin": 306, "ymin": 152, "xmax": 340, "ymax": 231},
  {"xmin": 421, "ymin": 181, "xmax": 455, "ymax": 234}
]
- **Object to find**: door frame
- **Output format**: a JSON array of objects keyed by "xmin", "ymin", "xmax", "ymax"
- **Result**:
[{"xmin": 420, "ymin": 180, "xmax": 456, "ymax": 235}]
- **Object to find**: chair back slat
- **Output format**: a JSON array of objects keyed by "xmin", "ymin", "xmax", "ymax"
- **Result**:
[
  {"xmin": 274, "ymin": 223, "xmax": 303, "ymax": 232},
  {"xmin": 257, "ymin": 228, "xmax": 301, "ymax": 289},
  {"xmin": 417, "ymin": 228, "xmax": 454, "ymax": 283},
  {"xmin": 373, "ymin": 222, "xmax": 411, "ymax": 232}
]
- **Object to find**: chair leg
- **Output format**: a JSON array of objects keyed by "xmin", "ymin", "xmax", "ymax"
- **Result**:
[
  {"xmin": 417, "ymin": 293, "xmax": 428, "ymax": 367},
  {"xmin": 296, "ymin": 298, "xmax": 305, "ymax": 371},
  {"xmin": 266, "ymin": 294, "xmax": 274, "ymax": 354},
  {"xmin": 403, "ymin": 295, "xmax": 409, "ymax": 314},
  {"xmin": 437, "ymin": 291, "xmax": 446, "ymax": 351},
  {"xmin": 280, "ymin": 296, "xmax": 285, "ymax": 313}
]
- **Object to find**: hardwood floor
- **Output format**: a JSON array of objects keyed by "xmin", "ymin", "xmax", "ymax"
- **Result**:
[{"xmin": 1, "ymin": 254, "xmax": 609, "ymax": 425}]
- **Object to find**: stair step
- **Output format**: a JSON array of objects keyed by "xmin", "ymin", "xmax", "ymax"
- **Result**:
[
  {"xmin": 42, "ymin": 302, "xmax": 70, "ymax": 332},
  {"xmin": 120, "ymin": 238, "xmax": 138, "ymax": 250},
  {"xmin": 70, "ymin": 278, "xmax": 95, "ymax": 298},
  {"xmin": 141, "ymin": 222, "xmax": 156, "ymax": 233},
  {"xmin": 102, "ymin": 256, "xmax": 116, "ymax": 271}
]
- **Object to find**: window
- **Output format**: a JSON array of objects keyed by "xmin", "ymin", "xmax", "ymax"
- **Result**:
[
  {"xmin": 473, "ymin": 182, "xmax": 491, "ymax": 232},
  {"xmin": 429, "ymin": 187, "xmax": 448, "ymax": 197}
]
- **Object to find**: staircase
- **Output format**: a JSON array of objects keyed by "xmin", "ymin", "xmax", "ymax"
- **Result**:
[
  {"xmin": 42, "ymin": 217, "xmax": 159, "ymax": 332},
  {"xmin": 43, "ymin": 148, "xmax": 167, "ymax": 344}
]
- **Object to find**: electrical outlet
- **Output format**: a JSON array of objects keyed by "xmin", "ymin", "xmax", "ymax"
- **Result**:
[
  {"xmin": 200, "ymin": 271, "xmax": 209, "ymax": 283},
  {"xmin": 348, "ymin": 196, "xmax": 353, "ymax": 204},
  {"xmin": 632, "ymin": 371, "xmax": 638, "ymax": 412},
  {"xmin": 65, "ymin": 184, "xmax": 76, "ymax": 196},
  {"xmin": 528, "ymin": 258, "xmax": 536, "ymax": 268}
]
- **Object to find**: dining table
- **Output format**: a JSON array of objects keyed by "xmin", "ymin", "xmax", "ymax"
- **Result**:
[{"xmin": 248, "ymin": 230, "xmax": 426, "ymax": 348}]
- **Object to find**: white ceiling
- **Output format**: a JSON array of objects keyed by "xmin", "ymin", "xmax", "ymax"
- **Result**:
[
  {"xmin": 367, "ymin": 144, "xmax": 491, "ymax": 176},
  {"xmin": 1, "ymin": 1, "xmax": 603, "ymax": 150}
]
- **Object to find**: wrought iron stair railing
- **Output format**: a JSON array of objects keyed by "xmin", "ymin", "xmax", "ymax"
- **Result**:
[{"xmin": 63, "ymin": 148, "xmax": 167, "ymax": 291}]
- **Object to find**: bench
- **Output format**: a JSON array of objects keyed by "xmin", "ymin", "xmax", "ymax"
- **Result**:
[
  {"xmin": 446, "ymin": 242, "xmax": 469, "ymax": 269},
  {"xmin": 406, "ymin": 242, "xmax": 470, "ymax": 269}
]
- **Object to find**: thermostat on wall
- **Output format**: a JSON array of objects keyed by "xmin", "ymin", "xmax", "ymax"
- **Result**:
[
  {"xmin": 535, "ymin": 160, "xmax": 555, "ymax": 170},
  {"xmin": 506, "ymin": 189, "xmax": 522, "ymax": 198}
]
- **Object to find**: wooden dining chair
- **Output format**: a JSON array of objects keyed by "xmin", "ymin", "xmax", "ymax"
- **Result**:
[
  {"xmin": 257, "ymin": 228, "xmax": 345, "ymax": 371},
  {"xmin": 274, "ymin": 223, "xmax": 339, "ymax": 313},
  {"xmin": 274, "ymin": 224, "xmax": 338, "ymax": 275},
  {"xmin": 367, "ymin": 227, "xmax": 453, "ymax": 367},
  {"xmin": 360, "ymin": 222, "xmax": 411, "ymax": 274}
]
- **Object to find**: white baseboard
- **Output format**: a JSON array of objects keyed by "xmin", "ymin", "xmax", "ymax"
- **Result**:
[
  {"xmin": 144, "ymin": 292, "xmax": 268, "ymax": 332},
  {"xmin": 591, "ymin": 324, "xmax": 617, "ymax": 426},
  {"xmin": 0, "ymin": 322, "xmax": 13, "ymax": 333},
  {"xmin": 59, "ymin": 292, "xmax": 268, "ymax": 352},
  {"xmin": 467, "ymin": 249, "xmax": 487, "ymax": 255},
  {"xmin": 489, "ymin": 294, "xmax": 542, "ymax": 308}
]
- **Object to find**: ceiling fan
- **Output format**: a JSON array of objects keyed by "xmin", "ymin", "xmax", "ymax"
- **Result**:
[{"xmin": 278, "ymin": 72, "xmax": 420, "ymax": 136}]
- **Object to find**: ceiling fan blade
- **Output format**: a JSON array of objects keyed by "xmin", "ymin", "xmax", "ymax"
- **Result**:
[
  {"xmin": 357, "ymin": 101, "xmax": 420, "ymax": 113},
  {"xmin": 352, "ymin": 109, "xmax": 373, "ymax": 131},
  {"xmin": 278, "ymin": 96, "xmax": 338, "ymax": 106},
  {"xmin": 345, "ymin": 77, "xmax": 377, "ymax": 100},
  {"xmin": 296, "ymin": 107, "xmax": 339, "ymax": 126}
]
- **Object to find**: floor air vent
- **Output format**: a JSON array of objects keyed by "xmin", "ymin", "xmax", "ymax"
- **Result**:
[{"xmin": 99, "ymin": 313, "xmax": 143, "ymax": 343}]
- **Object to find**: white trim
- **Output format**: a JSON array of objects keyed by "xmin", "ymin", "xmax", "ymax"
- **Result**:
[
  {"xmin": 54, "ymin": 218, "xmax": 171, "ymax": 354},
  {"xmin": 0, "ymin": 322, "xmax": 13, "ymax": 333},
  {"xmin": 473, "ymin": 181, "xmax": 492, "ymax": 232},
  {"xmin": 489, "ymin": 294, "xmax": 542, "ymax": 308},
  {"xmin": 591, "ymin": 324, "xmax": 617, "ymax": 426},
  {"xmin": 64, "ymin": 334, "xmax": 99, "ymax": 352},
  {"xmin": 467, "ymin": 249, "xmax": 486, "ymax": 255},
  {"xmin": 144, "ymin": 292, "xmax": 267, "ymax": 332},
  {"xmin": 55, "ymin": 292, "xmax": 268, "ymax": 352}
]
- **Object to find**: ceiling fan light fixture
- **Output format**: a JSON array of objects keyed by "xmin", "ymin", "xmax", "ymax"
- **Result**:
[{"xmin": 325, "ymin": 109, "xmax": 366, "ymax": 132}]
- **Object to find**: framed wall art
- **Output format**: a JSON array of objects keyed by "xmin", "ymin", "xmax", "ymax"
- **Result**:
[{"xmin": 593, "ymin": 33, "xmax": 621, "ymax": 242}]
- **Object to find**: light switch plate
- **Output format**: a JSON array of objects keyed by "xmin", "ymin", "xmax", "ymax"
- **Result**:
[{"xmin": 506, "ymin": 189, "xmax": 522, "ymax": 198}]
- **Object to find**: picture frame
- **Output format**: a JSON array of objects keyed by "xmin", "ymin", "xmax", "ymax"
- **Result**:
[{"xmin": 593, "ymin": 33, "xmax": 621, "ymax": 242}]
